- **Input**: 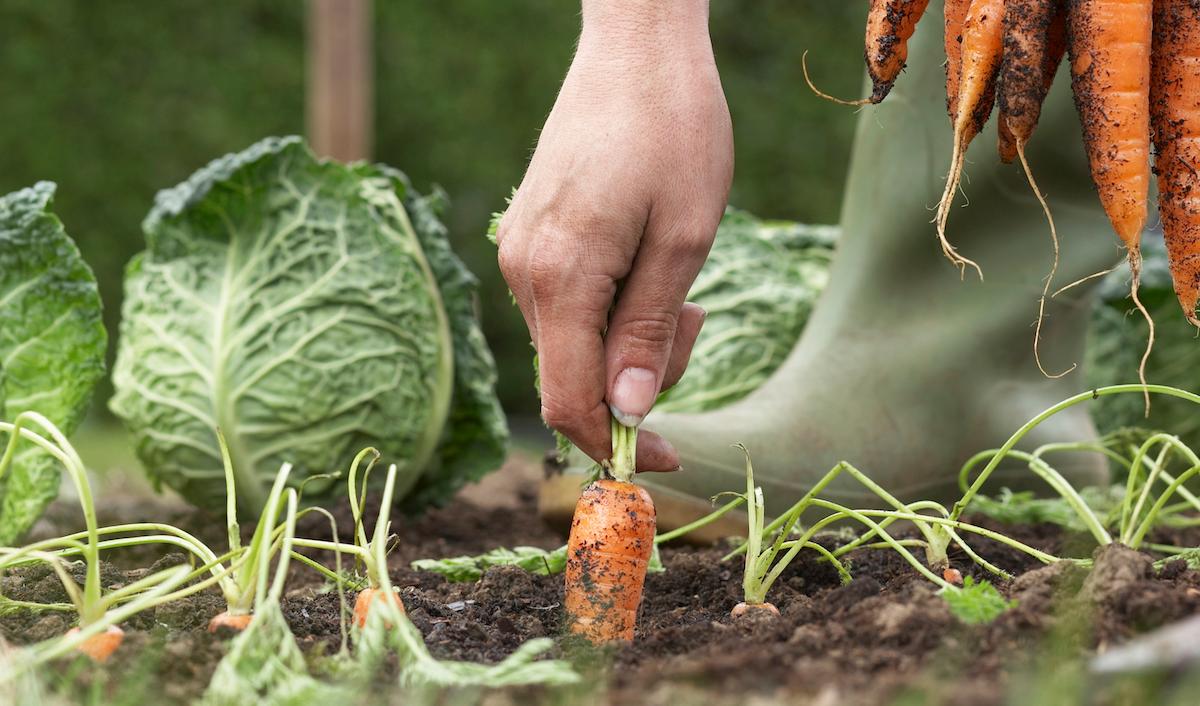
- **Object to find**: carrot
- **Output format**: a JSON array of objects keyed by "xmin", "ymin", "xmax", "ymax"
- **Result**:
[
  {"xmin": 564, "ymin": 479, "xmax": 656, "ymax": 643},
  {"xmin": 804, "ymin": 0, "xmax": 932, "ymax": 106},
  {"xmin": 67, "ymin": 625, "xmax": 124, "ymax": 663},
  {"xmin": 207, "ymin": 611, "xmax": 253, "ymax": 633},
  {"xmin": 1068, "ymin": 0, "xmax": 1153, "ymax": 409},
  {"xmin": 1066, "ymin": 0, "xmax": 1152, "ymax": 259},
  {"xmin": 935, "ymin": 0, "xmax": 1007, "ymax": 277},
  {"xmin": 731, "ymin": 601, "xmax": 780, "ymax": 618},
  {"xmin": 998, "ymin": 0, "xmax": 1075, "ymax": 378},
  {"xmin": 353, "ymin": 587, "xmax": 406, "ymax": 628},
  {"xmin": 945, "ymin": 0, "xmax": 973, "ymax": 120},
  {"xmin": 1150, "ymin": 0, "xmax": 1200, "ymax": 327},
  {"xmin": 998, "ymin": 0, "xmax": 1067, "ymax": 163},
  {"xmin": 866, "ymin": 0, "xmax": 934, "ymax": 101}
]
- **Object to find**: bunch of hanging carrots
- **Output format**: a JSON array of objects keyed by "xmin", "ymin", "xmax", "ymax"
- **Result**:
[{"xmin": 826, "ymin": 0, "xmax": 1199, "ymax": 328}]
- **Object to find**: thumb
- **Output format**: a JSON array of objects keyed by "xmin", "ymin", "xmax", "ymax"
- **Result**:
[{"xmin": 604, "ymin": 230, "xmax": 710, "ymax": 426}]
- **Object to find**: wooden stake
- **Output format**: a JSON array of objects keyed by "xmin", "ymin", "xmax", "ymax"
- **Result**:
[{"xmin": 307, "ymin": 0, "xmax": 373, "ymax": 161}]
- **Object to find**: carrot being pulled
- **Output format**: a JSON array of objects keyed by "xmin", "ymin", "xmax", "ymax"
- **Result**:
[
  {"xmin": 935, "ymin": 0, "xmax": 1007, "ymax": 278},
  {"xmin": 805, "ymin": 0, "xmax": 932, "ymax": 105},
  {"xmin": 1150, "ymin": 0, "xmax": 1200, "ymax": 327},
  {"xmin": 564, "ymin": 421, "xmax": 656, "ymax": 643}
]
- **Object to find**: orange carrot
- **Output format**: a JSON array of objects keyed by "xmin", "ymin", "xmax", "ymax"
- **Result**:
[
  {"xmin": 945, "ymin": 0, "xmax": 973, "ymax": 120},
  {"xmin": 935, "ymin": 0, "xmax": 1007, "ymax": 277},
  {"xmin": 207, "ymin": 611, "xmax": 253, "ymax": 633},
  {"xmin": 1066, "ymin": 0, "xmax": 1152, "ymax": 260},
  {"xmin": 67, "ymin": 625, "xmax": 124, "ymax": 663},
  {"xmin": 564, "ymin": 479, "xmax": 656, "ymax": 643},
  {"xmin": 1150, "ymin": 0, "xmax": 1200, "ymax": 326},
  {"xmin": 866, "ymin": 0, "xmax": 934, "ymax": 102},
  {"xmin": 998, "ymin": 0, "xmax": 1067, "ymax": 163},
  {"xmin": 803, "ymin": 0, "xmax": 932, "ymax": 106},
  {"xmin": 353, "ymin": 587, "xmax": 406, "ymax": 628}
]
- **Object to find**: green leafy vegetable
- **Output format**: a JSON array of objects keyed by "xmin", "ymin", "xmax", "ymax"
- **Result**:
[
  {"xmin": 655, "ymin": 207, "xmax": 835, "ymax": 413},
  {"xmin": 942, "ymin": 577, "xmax": 1016, "ymax": 625},
  {"xmin": 0, "ymin": 182, "xmax": 106, "ymax": 543},
  {"xmin": 110, "ymin": 137, "xmax": 506, "ymax": 512}
]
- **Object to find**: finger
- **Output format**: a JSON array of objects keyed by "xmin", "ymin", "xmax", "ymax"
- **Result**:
[
  {"xmin": 495, "ymin": 206, "xmax": 539, "ymax": 344},
  {"xmin": 661, "ymin": 302, "xmax": 706, "ymax": 391},
  {"xmin": 532, "ymin": 248, "xmax": 617, "ymax": 462},
  {"xmin": 605, "ymin": 223, "xmax": 712, "ymax": 426},
  {"xmin": 635, "ymin": 430, "xmax": 680, "ymax": 473}
]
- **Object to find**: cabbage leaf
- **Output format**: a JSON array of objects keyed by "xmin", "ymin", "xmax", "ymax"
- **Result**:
[
  {"xmin": 111, "ymin": 137, "xmax": 506, "ymax": 511},
  {"xmin": 0, "ymin": 182, "xmax": 107, "ymax": 542}
]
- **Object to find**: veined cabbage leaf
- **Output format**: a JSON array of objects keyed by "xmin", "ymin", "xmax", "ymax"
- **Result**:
[
  {"xmin": 0, "ymin": 182, "xmax": 107, "ymax": 542},
  {"xmin": 110, "ymin": 137, "xmax": 506, "ymax": 512}
]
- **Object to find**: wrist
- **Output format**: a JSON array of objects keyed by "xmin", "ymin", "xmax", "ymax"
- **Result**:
[{"xmin": 579, "ymin": 0, "xmax": 711, "ymax": 58}]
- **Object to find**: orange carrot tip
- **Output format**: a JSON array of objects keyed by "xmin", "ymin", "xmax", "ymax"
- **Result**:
[
  {"xmin": 354, "ymin": 587, "xmax": 406, "ymax": 629},
  {"xmin": 68, "ymin": 625, "xmax": 124, "ymax": 663},
  {"xmin": 207, "ymin": 611, "xmax": 253, "ymax": 634},
  {"xmin": 731, "ymin": 601, "xmax": 781, "ymax": 618},
  {"xmin": 943, "ymin": 568, "xmax": 964, "ymax": 586}
]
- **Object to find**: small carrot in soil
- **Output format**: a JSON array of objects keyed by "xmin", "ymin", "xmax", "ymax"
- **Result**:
[
  {"xmin": 731, "ymin": 601, "xmax": 781, "ymax": 618},
  {"xmin": 564, "ymin": 479, "xmax": 656, "ymax": 643},
  {"xmin": 935, "ymin": 0, "xmax": 1007, "ymax": 277},
  {"xmin": 1150, "ymin": 0, "xmax": 1200, "ymax": 327},
  {"xmin": 67, "ymin": 625, "xmax": 124, "ymax": 663},
  {"xmin": 353, "ymin": 587, "xmax": 406, "ymax": 628},
  {"xmin": 207, "ymin": 611, "xmax": 253, "ymax": 633},
  {"xmin": 998, "ymin": 0, "xmax": 1067, "ymax": 163},
  {"xmin": 944, "ymin": 567, "xmax": 965, "ymax": 585},
  {"xmin": 804, "ymin": 0, "xmax": 932, "ymax": 105}
]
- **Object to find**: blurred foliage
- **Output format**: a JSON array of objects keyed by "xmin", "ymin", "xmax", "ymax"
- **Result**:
[{"xmin": 0, "ymin": 0, "xmax": 863, "ymax": 415}]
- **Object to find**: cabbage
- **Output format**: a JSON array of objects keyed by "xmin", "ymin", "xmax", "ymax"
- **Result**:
[
  {"xmin": 110, "ymin": 137, "xmax": 506, "ymax": 512},
  {"xmin": 654, "ymin": 207, "xmax": 836, "ymax": 413},
  {"xmin": 0, "ymin": 182, "xmax": 107, "ymax": 542}
]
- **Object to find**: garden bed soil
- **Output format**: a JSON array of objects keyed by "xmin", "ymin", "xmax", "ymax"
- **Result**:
[{"xmin": 3, "ymin": 455, "xmax": 1200, "ymax": 705}]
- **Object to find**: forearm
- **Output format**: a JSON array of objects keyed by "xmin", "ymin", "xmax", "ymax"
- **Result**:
[{"xmin": 579, "ymin": 0, "xmax": 712, "ymax": 62}]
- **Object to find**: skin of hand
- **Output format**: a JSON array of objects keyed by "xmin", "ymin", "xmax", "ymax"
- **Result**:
[{"xmin": 496, "ymin": 0, "xmax": 733, "ymax": 471}]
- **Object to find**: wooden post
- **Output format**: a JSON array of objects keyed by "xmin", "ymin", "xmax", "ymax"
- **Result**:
[{"xmin": 307, "ymin": 0, "xmax": 373, "ymax": 162}]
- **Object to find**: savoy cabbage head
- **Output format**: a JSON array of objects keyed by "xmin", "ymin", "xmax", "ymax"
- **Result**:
[
  {"xmin": 0, "ymin": 182, "xmax": 107, "ymax": 542},
  {"xmin": 111, "ymin": 137, "xmax": 506, "ymax": 512},
  {"xmin": 654, "ymin": 208, "xmax": 836, "ymax": 413}
]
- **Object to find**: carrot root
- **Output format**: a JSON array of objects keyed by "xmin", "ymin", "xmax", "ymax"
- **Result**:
[
  {"xmin": 207, "ymin": 611, "xmax": 253, "ymax": 634},
  {"xmin": 1127, "ymin": 251, "xmax": 1154, "ymax": 417},
  {"xmin": 565, "ymin": 479, "xmax": 656, "ymax": 643},
  {"xmin": 801, "ymin": 51, "xmax": 871, "ymax": 107},
  {"xmin": 731, "ymin": 601, "xmax": 780, "ymax": 618},
  {"xmin": 68, "ymin": 625, "xmax": 124, "ymax": 663},
  {"xmin": 353, "ymin": 587, "xmax": 406, "ymax": 629}
]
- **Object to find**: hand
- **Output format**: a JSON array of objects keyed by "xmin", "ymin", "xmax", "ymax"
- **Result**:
[{"xmin": 496, "ymin": 0, "xmax": 733, "ymax": 470}]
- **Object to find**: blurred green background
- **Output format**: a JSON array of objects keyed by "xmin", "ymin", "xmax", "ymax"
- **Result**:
[{"xmin": 0, "ymin": 0, "xmax": 863, "ymax": 419}]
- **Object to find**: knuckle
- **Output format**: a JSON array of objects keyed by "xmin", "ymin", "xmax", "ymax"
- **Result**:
[
  {"xmin": 620, "ymin": 311, "xmax": 678, "ymax": 349},
  {"xmin": 539, "ymin": 399, "xmax": 586, "ymax": 434},
  {"xmin": 528, "ymin": 247, "xmax": 570, "ymax": 298},
  {"xmin": 496, "ymin": 239, "xmax": 523, "ymax": 281}
]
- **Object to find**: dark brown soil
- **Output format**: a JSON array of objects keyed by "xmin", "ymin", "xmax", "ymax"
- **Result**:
[{"xmin": 4, "ymin": 458, "xmax": 1200, "ymax": 705}]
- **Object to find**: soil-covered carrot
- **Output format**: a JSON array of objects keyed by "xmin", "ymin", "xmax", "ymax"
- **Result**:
[
  {"xmin": 998, "ymin": 0, "xmax": 1067, "ymax": 163},
  {"xmin": 936, "ymin": 0, "xmax": 1006, "ymax": 276},
  {"xmin": 207, "ymin": 611, "xmax": 253, "ymax": 633},
  {"xmin": 866, "ymin": 0, "xmax": 934, "ymax": 102},
  {"xmin": 731, "ymin": 601, "xmax": 781, "ymax": 618},
  {"xmin": 67, "ymin": 625, "xmax": 124, "ymax": 663},
  {"xmin": 564, "ymin": 479, "xmax": 656, "ymax": 643},
  {"xmin": 1150, "ymin": 0, "xmax": 1200, "ymax": 326},
  {"xmin": 353, "ymin": 587, "xmax": 406, "ymax": 628},
  {"xmin": 1066, "ymin": 0, "xmax": 1152, "ymax": 260},
  {"xmin": 945, "ymin": 0, "xmax": 973, "ymax": 120}
]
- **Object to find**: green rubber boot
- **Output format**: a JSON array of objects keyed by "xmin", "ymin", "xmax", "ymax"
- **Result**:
[{"xmin": 542, "ymin": 2, "xmax": 1125, "ymax": 529}]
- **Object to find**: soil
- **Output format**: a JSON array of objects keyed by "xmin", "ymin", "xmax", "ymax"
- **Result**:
[{"xmin": 3, "ymin": 455, "xmax": 1200, "ymax": 705}]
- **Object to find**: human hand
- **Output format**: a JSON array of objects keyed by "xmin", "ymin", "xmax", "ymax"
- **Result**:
[{"xmin": 496, "ymin": 0, "xmax": 733, "ymax": 470}]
